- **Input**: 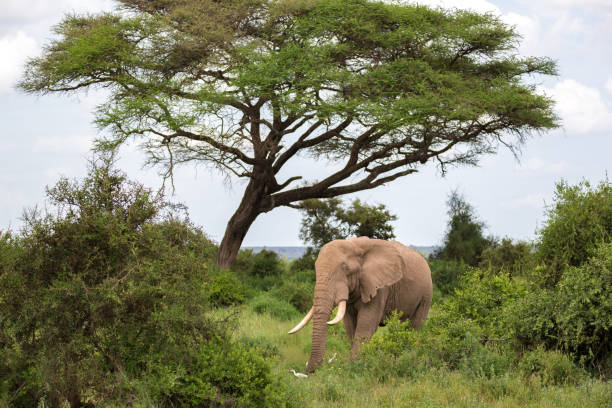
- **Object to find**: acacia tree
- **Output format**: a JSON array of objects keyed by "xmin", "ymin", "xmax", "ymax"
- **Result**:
[{"xmin": 20, "ymin": 0, "xmax": 558, "ymax": 267}]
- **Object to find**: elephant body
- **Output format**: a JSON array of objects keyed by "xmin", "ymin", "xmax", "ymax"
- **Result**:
[{"xmin": 289, "ymin": 237, "xmax": 433, "ymax": 372}]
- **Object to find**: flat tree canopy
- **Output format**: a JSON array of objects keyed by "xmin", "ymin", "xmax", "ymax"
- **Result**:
[{"xmin": 20, "ymin": 0, "xmax": 558, "ymax": 267}]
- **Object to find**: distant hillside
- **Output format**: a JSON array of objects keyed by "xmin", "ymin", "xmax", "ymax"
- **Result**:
[{"xmin": 244, "ymin": 245, "xmax": 438, "ymax": 260}]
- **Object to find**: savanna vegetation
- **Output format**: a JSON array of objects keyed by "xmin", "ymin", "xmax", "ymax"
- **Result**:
[
  {"xmin": 5, "ymin": 0, "xmax": 609, "ymax": 406},
  {"xmin": 1, "ymin": 158, "xmax": 610, "ymax": 407}
]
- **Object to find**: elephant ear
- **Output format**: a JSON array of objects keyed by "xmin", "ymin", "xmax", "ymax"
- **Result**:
[{"xmin": 357, "ymin": 239, "xmax": 405, "ymax": 304}]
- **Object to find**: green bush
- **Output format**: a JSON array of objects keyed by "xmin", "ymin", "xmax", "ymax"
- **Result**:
[
  {"xmin": 0, "ymin": 158, "xmax": 287, "ymax": 407},
  {"xmin": 479, "ymin": 238, "xmax": 535, "ymax": 276},
  {"xmin": 537, "ymin": 178, "xmax": 612, "ymax": 286},
  {"xmin": 554, "ymin": 242, "xmax": 612, "ymax": 366},
  {"xmin": 207, "ymin": 270, "xmax": 248, "ymax": 307},
  {"xmin": 508, "ymin": 242, "xmax": 612, "ymax": 371},
  {"xmin": 239, "ymin": 336, "xmax": 280, "ymax": 359},
  {"xmin": 162, "ymin": 335, "xmax": 286, "ymax": 408},
  {"xmin": 428, "ymin": 259, "xmax": 469, "ymax": 296},
  {"xmin": 504, "ymin": 288, "xmax": 558, "ymax": 350},
  {"xmin": 270, "ymin": 277, "xmax": 314, "ymax": 313},
  {"xmin": 233, "ymin": 249, "xmax": 285, "ymax": 291},
  {"xmin": 289, "ymin": 247, "xmax": 317, "ymax": 273},
  {"xmin": 251, "ymin": 249, "xmax": 283, "ymax": 278},
  {"xmin": 250, "ymin": 293, "xmax": 300, "ymax": 321},
  {"xmin": 442, "ymin": 268, "xmax": 529, "ymax": 339},
  {"xmin": 458, "ymin": 344, "xmax": 512, "ymax": 379},
  {"xmin": 518, "ymin": 347, "xmax": 584, "ymax": 385}
]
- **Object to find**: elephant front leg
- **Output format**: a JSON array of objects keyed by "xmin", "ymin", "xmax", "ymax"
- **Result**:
[{"xmin": 350, "ymin": 296, "xmax": 386, "ymax": 361}]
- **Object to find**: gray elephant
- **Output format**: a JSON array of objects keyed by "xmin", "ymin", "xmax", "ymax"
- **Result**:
[{"xmin": 288, "ymin": 237, "xmax": 433, "ymax": 373}]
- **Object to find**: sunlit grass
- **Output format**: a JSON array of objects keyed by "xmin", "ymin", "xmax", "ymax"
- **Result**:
[{"xmin": 217, "ymin": 304, "xmax": 612, "ymax": 408}]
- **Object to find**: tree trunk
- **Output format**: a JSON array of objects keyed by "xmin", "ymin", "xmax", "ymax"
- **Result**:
[{"xmin": 215, "ymin": 178, "xmax": 268, "ymax": 268}]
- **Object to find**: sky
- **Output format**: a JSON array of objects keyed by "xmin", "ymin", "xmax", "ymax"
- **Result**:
[{"xmin": 1, "ymin": 0, "xmax": 611, "ymax": 247}]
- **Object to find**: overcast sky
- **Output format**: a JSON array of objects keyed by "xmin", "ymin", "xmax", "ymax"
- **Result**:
[{"xmin": 1, "ymin": 0, "xmax": 611, "ymax": 247}]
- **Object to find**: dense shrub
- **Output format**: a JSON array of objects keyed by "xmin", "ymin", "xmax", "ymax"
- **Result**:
[
  {"xmin": 290, "ymin": 247, "xmax": 317, "ymax": 273},
  {"xmin": 162, "ymin": 335, "xmax": 286, "ymax": 407},
  {"xmin": 0, "ymin": 158, "xmax": 286, "ymax": 407},
  {"xmin": 508, "ymin": 242, "xmax": 612, "ymax": 371},
  {"xmin": 537, "ymin": 178, "xmax": 612, "ymax": 286},
  {"xmin": 232, "ymin": 249, "xmax": 284, "ymax": 291},
  {"xmin": 517, "ymin": 347, "xmax": 584, "ymax": 385},
  {"xmin": 207, "ymin": 270, "xmax": 248, "ymax": 307},
  {"xmin": 441, "ymin": 268, "xmax": 529, "ymax": 339},
  {"xmin": 270, "ymin": 277, "xmax": 314, "ymax": 313},
  {"xmin": 251, "ymin": 249, "xmax": 283, "ymax": 277},
  {"xmin": 428, "ymin": 259, "xmax": 469, "ymax": 296},
  {"xmin": 554, "ymin": 242, "xmax": 612, "ymax": 366},
  {"xmin": 239, "ymin": 336, "xmax": 280, "ymax": 359},
  {"xmin": 250, "ymin": 293, "xmax": 300, "ymax": 321},
  {"xmin": 479, "ymin": 238, "xmax": 535, "ymax": 276}
]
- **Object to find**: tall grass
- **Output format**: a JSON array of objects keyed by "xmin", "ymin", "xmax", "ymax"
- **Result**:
[{"xmin": 218, "ymin": 303, "xmax": 612, "ymax": 408}]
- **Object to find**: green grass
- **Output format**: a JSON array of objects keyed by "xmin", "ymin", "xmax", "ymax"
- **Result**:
[{"xmin": 214, "ymin": 304, "xmax": 612, "ymax": 408}]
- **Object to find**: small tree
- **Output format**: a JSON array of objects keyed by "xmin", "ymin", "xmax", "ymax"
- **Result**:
[
  {"xmin": 19, "ymin": 0, "xmax": 559, "ymax": 268},
  {"xmin": 433, "ymin": 190, "xmax": 495, "ymax": 266},
  {"xmin": 537, "ymin": 178, "xmax": 612, "ymax": 286},
  {"xmin": 299, "ymin": 198, "xmax": 396, "ymax": 249}
]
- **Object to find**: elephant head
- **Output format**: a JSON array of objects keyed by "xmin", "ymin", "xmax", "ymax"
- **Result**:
[{"xmin": 288, "ymin": 237, "xmax": 407, "ymax": 373}]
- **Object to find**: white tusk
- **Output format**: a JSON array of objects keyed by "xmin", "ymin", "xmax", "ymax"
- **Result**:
[
  {"xmin": 327, "ymin": 300, "xmax": 346, "ymax": 325},
  {"xmin": 288, "ymin": 307, "xmax": 314, "ymax": 334}
]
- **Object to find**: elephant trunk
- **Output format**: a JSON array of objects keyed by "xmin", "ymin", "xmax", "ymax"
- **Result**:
[{"xmin": 306, "ymin": 280, "xmax": 334, "ymax": 373}]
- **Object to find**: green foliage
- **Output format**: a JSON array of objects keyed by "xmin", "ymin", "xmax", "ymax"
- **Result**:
[
  {"xmin": 0, "ymin": 157, "xmax": 287, "ymax": 407},
  {"xmin": 162, "ymin": 335, "xmax": 286, "ymax": 408},
  {"xmin": 251, "ymin": 249, "xmax": 284, "ymax": 278},
  {"xmin": 517, "ymin": 347, "xmax": 585, "ymax": 386},
  {"xmin": 250, "ymin": 293, "xmax": 300, "ymax": 321},
  {"xmin": 299, "ymin": 198, "xmax": 396, "ymax": 249},
  {"xmin": 232, "ymin": 248, "xmax": 285, "ymax": 291},
  {"xmin": 479, "ymin": 238, "xmax": 535, "ymax": 276},
  {"xmin": 290, "ymin": 247, "xmax": 317, "ymax": 273},
  {"xmin": 428, "ymin": 259, "xmax": 469, "ymax": 297},
  {"xmin": 443, "ymin": 268, "xmax": 529, "ymax": 339},
  {"xmin": 433, "ymin": 190, "xmax": 496, "ymax": 266},
  {"xmin": 270, "ymin": 277, "xmax": 315, "ymax": 313},
  {"xmin": 508, "ymin": 242, "xmax": 612, "ymax": 370},
  {"xmin": 554, "ymin": 242, "xmax": 612, "ymax": 365},
  {"xmin": 239, "ymin": 336, "xmax": 281, "ymax": 359},
  {"xmin": 537, "ymin": 178, "xmax": 612, "ymax": 286},
  {"xmin": 207, "ymin": 270, "xmax": 248, "ymax": 307}
]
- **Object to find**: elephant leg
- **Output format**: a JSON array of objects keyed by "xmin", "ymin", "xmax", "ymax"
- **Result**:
[
  {"xmin": 409, "ymin": 296, "xmax": 432, "ymax": 330},
  {"xmin": 350, "ymin": 296, "xmax": 386, "ymax": 361},
  {"xmin": 343, "ymin": 307, "xmax": 357, "ymax": 341}
]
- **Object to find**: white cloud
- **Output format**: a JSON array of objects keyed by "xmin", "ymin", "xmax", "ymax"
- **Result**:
[
  {"xmin": 539, "ymin": 0, "xmax": 612, "ymax": 8},
  {"xmin": 0, "ymin": 31, "xmax": 38, "ymax": 94},
  {"xmin": 605, "ymin": 77, "xmax": 612, "ymax": 95},
  {"xmin": 502, "ymin": 12, "xmax": 540, "ymax": 53},
  {"xmin": 542, "ymin": 79, "xmax": 612, "ymax": 134},
  {"xmin": 33, "ymin": 134, "xmax": 93, "ymax": 154},
  {"xmin": 509, "ymin": 193, "xmax": 550, "ymax": 208},
  {"xmin": 1, "ymin": 0, "xmax": 115, "ymax": 25},
  {"xmin": 515, "ymin": 158, "xmax": 568, "ymax": 174},
  {"xmin": 43, "ymin": 167, "xmax": 77, "ymax": 180}
]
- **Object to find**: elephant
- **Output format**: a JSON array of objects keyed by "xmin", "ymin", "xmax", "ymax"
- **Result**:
[{"xmin": 288, "ymin": 236, "xmax": 433, "ymax": 373}]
